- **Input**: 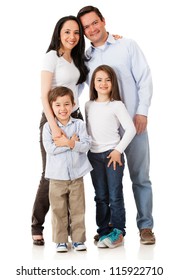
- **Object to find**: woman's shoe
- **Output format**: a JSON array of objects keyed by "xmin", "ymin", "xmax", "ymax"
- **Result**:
[{"xmin": 32, "ymin": 235, "xmax": 45, "ymax": 246}]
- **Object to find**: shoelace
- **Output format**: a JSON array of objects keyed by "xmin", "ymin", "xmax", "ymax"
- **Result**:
[
  {"xmin": 73, "ymin": 242, "xmax": 83, "ymax": 246},
  {"xmin": 57, "ymin": 243, "xmax": 66, "ymax": 247},
  {"xmin": 141, "ymin": 229, "xmax": 154, "ymax": 237}
]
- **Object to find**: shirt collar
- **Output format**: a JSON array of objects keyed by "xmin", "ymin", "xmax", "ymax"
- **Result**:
[
  {"xmin": 87, "ymin": 33, "xmax": 116, "ymax": 56},
  {"xmin": 57, "ymin": 117, "xmax": 78, "ymax": 128}
]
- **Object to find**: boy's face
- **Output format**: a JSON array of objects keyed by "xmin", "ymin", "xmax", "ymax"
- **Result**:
[{"xmin": 52, "ymin": 95, "xmax": 74, "ymax": 125}]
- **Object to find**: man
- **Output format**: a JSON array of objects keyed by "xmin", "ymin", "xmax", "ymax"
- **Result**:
[{"xmin": 77, "ymin": 5, "xmax": 155, "ymax": 245}]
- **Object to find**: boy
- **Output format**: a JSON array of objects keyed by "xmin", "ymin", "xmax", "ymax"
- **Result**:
[{"xmin": 42, "ymin": 86, "xmax": 92, "ymax": 252}]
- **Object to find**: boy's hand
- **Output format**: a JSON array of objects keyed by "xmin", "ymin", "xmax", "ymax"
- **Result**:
[{"xmin": 71, "ymin": 133, "xmax": 79, "ymax": 142}]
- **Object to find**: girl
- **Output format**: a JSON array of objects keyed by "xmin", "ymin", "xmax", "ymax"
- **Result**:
[
  {"xmin": 31, "ymin": 16, "xmax": 89, "ymax": 245},
  {"xmin": 85, "ymin": 65, "xmax": 136, "ymax": 248}
]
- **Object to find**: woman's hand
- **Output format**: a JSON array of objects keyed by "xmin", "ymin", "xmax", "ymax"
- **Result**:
[
  {"xmin": 54, "ymin": 134, "xmax": 75, "ymax": 149},
  {"xmin": 52, "ymin": 126, "xmax": 65, "ymax": 140},
  {"xmin": 54, "ymin": 135, "xmax": 68, "ymax": 147}
]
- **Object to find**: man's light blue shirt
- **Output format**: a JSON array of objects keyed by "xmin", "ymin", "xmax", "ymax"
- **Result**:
[
  {"xmin": 86, "ymin": 34, "xmax": 153, "ymax": 118},
  {"xmin": 43, "ymin": 117, "xmax": 92, "ymax": 180}
]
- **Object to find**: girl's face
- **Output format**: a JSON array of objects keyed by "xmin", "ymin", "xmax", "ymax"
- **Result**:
[
  {"xmin": 94, "ymin": 70, "xmax": 112, "ymax": 100},
  {"xmin": 60, "ymin": 20, "xmax": 80, "ymax": 51}
]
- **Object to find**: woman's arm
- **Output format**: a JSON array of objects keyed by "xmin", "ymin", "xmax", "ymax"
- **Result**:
[
  {"xmin": 43, "ymin": 123, "xmax": 69, "ymax": 155},
  {"xmin": 41, "ymin": 70, "xmax": 62, "ymax": 138}
]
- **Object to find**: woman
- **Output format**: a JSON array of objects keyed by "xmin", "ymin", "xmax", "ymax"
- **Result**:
[{"xmin": 31, "ymin": 15, "xmax": 89, "ymax": 245}]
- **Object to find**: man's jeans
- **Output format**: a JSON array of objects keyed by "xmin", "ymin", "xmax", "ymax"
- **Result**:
[
  {"xmin": 88, "ymin": 150, "xmax": 126, "ymax": 237},
  {"xmin": 125, "ymin": 131, "xmax": 153, "ymax": 230}
]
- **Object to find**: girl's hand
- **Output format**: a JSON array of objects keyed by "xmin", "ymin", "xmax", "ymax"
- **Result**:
[{"xmin": 107, "ymin": 150, "xmax": 123, "ymax": 170}]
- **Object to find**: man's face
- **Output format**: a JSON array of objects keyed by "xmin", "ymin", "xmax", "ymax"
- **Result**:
[{"xmin": 79, "ymin": 11, "xmax": 106, "ymax": 47}]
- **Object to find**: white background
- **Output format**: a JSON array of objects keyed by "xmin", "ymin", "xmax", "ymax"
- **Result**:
[{"xmin": 1, "ymin": 0, "xmax": 179, "ymax": 279}]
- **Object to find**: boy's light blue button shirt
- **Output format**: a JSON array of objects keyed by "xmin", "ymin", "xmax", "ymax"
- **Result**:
[
  {"xmin": 86, "ymin": 34, "xmax": 153, "ymax": 118},
  {"xmin": 43, "ymin": 118, "xmax": 92, "ymax": 180}
]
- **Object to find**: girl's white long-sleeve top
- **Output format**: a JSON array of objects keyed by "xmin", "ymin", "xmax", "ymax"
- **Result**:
[{"xmin": 85, "ymin": 100, "xmax": 136, "ymax": 153}]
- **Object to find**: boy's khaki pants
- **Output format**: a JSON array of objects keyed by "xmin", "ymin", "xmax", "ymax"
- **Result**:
[{"xmin": 49, "ymin": 177, "xmax": 86, "ymax": 243}]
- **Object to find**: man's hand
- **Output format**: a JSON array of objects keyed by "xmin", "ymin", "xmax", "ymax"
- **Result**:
[
  {"xmin": 112, "ymin": 34, "xmax": 123, "ymax": 40},
  {"xmin": 134, "ymin": 114, "xmax": 147, "ymax": 134},
  {"xmin": 107, "ymin": 150, "xmax": 123, "ymax": 170}
]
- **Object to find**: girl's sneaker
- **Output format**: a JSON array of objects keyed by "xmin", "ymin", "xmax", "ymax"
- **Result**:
[
  {"xmin": 97, "ymin": 235, "xmax": 108, "ymax": 248},
  {"xmin": 72, "ymin": 242, "xmax": 87, "ymax": 251},
  {"xmin": 56, "ymin": 243, "xmax": 68, "ymax": 252},
  {"xmin": 103, "ymin": 228, "xmax": 124, "ymax": 248}
]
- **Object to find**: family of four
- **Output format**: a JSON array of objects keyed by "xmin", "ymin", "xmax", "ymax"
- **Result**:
[{"xmin": 31, "ymin": 5, "xmax": 155, "ymax": 253}]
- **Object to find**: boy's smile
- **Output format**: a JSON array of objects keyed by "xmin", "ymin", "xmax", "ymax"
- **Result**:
[{"xmin": 52, "ymin": 95, "xmax": 74, "ymax": 125}]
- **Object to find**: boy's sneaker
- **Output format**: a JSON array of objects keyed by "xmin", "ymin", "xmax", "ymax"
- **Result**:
[
  {"xmin": 56, "ymin": 243, "xmax": 68, "ymax": 252},
  {"xmin": 103, "ymin": 228, "xmax": 124, "ymax": 248},
  {"xmin": 72, "ymin": 242, "xmax": 87, "ymax": 251},
  {"xmin": 140, "ymin": 229, "xmax": 156, "ymax": 245},
  {"xmin": 97, "ymin": 235, "xmax": 108, "ymax": 248}
]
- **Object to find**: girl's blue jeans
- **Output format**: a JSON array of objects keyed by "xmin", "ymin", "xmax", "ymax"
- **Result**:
[{"xmin": 88, "ymin": 150, "xmax": 126, "ymax": 237}]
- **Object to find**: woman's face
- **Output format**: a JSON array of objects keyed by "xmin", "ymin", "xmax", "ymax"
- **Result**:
[{"xmin": 60, "ymin": 20, "xmax": 80, "ymax": 51}]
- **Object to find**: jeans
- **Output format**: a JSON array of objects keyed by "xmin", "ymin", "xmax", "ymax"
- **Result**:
[
  {"xmin": 125, "ymin": 131, "xmax": 153, "ymax": 230},
  {"xmin": 88, "ymin": 150, "xmax": 126, "ymax": 237}
]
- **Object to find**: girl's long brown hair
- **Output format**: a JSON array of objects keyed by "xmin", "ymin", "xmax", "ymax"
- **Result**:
[{"xmin": 89, "ymin": 65, "xmax": 121, "ymax": 101}]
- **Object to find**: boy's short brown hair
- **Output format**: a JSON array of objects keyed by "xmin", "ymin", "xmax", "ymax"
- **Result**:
[{"xmin": 48, "ymin": 86, "xmax": 75, "ymax": 107}]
